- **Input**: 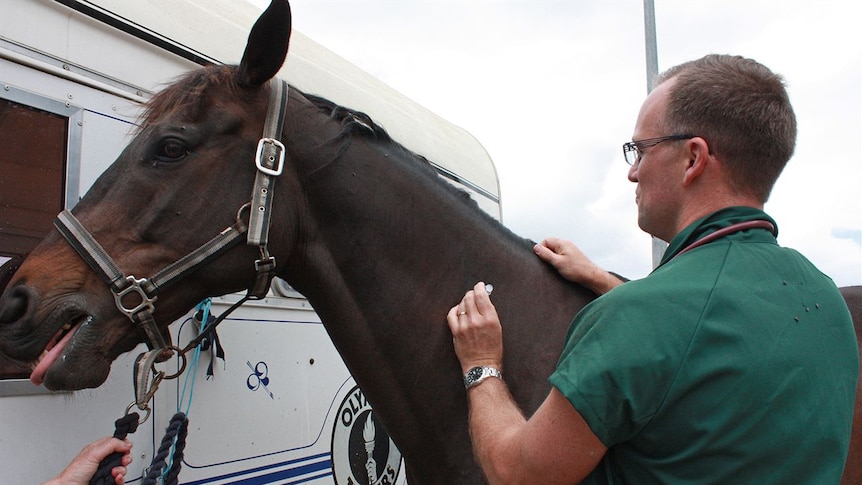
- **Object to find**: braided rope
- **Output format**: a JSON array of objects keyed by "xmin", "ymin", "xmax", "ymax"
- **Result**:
[
  {"xmin": 142, "ymin": 412, "xmax": 189, "ymax": 485},
  {"xmin": 88, "ymin": 413, "xmax": 139, "ymax": 485},
  {"xmin": 90, "ymin": 298, "xmax": 210, "ymax": 485}
]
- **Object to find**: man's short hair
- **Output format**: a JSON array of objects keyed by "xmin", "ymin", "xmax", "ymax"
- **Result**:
[{"xmin": 656, "ymin": 54, "xmax": 797, "ymax": 201}]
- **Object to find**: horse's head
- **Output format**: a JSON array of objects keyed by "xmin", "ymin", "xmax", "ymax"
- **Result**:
[{"xmin": 0, "ymin": 0, "xmax": 294, "ymax": 390}]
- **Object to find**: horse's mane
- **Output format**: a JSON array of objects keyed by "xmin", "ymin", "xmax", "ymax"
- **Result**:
[
  {"xmin": 301, "ymin": 92, "xmax": 534, "ymax": 250},
  {"xmin": 302, "ymin": 92, "xmax": 473, "ymax": 191},
  {"xmin": 302, "ymin": 93, "xmax": 442, "ymax": 174},
  {"xmin": 304, "ymin": 94, "xmax": 394, "ymax": 143}
]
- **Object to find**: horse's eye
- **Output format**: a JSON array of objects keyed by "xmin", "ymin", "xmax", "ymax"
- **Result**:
[{"xmin": 156, "ymin": 138, "xmax": 189, "ymax": 162}]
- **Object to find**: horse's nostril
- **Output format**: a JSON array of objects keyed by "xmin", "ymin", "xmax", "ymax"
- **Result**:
[{"xmin": 0, "ymin": 286, "xmax": 31, "ymax": 324}]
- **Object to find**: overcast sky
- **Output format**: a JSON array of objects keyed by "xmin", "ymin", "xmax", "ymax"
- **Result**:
[{"xmin": 249, "ymin": 0, "xmax": 861, "ymax": 287}]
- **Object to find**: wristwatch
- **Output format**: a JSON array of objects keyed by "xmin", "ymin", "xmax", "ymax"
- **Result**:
[{"xmin": 463, "ymin": 366, "xmax": 502, "ymax": 390}]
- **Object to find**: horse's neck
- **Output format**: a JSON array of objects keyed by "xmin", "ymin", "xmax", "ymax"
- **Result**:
[
  {"xmin": 292, "ymin": 140, "xmax": 537, "ymax": 327},
  {"xmin": 280, "ymin": 134, "xmax": 591, "ymax": 480}
]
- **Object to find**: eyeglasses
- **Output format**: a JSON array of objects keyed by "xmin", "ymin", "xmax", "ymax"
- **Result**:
[{"xmin": 622, "ymin": 134, "xmax": 696, "ymax": 166}]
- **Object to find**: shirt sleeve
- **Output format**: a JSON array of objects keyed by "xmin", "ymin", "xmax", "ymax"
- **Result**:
[{"xmin": 549, "ymin": 286, "xmax": 695, "ymax": 446}]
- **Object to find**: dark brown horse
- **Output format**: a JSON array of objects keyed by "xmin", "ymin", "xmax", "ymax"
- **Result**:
[
  {"xmin": 842, "ymin": 286, "xmax": 862, "ymax": 485},
  {"xmin": 0, "ymin": 1, "xmax": 591, "ymax": 482},
  {"xmin": 0, "ymin": 1, "xmax": 858, "ymax": 483}
]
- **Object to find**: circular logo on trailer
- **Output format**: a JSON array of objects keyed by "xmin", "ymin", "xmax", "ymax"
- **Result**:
[{"xmin": 332, "ymin": 384, "xmax": 402, "ymax": 485}]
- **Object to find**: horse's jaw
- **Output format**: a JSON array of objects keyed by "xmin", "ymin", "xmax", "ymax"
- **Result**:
[
  {"xmin": 31, "ymin": 310, "xmax": 140, "ymax": 391},
  {"xmin": 32, "ymin": 318, "xmax": 111, "ymax": 389},
  {"xmin": 0, "ymin": 280, "xmax": 143, "ymax": 391}
]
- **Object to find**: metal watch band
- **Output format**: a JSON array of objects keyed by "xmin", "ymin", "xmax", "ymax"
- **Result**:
[{"xmin": 464, "ymin": 366, "xmax": 502, "ymax": 390}]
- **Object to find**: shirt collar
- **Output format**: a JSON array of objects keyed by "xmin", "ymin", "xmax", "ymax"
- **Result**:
[{"xmin": 658, "ymin": 206, "xmax": 779, "ymax": 267}]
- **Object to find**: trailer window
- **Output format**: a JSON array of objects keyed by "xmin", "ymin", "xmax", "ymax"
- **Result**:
[
  {"xmin": 0, "ymin": 99, "xmax": 68, "ymax": 260},
  {"xmin": 0, "ymin": 87, "xmax": 81, "ymax": 388}
]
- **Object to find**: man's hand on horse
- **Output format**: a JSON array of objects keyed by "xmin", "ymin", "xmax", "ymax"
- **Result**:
[{"xmin": 534, "ymin": 237, "xmax": 623, "ymax": 295}]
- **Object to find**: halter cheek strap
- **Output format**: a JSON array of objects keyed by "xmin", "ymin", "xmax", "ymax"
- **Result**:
[{"xmin": 247, "ymin": 78, "xmax": 289, "ymax": 298}]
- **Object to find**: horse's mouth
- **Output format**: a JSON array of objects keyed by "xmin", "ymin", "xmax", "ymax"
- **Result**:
[{"xmin": 29, "ymin": 314, "xmax": 90, "ymax": 386}]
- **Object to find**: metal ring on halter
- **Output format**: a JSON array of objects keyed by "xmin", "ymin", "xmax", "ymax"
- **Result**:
[
  {"xmin": 161, "ymin": 346, "xmax": 188, "ymax": 380},
  {"xmin": 126, "ymin": 402, "xmax": 152, "ymax": 424},
  {"xmin": 237, "ymin": 202, "xmax": 252, "ymax": 224}
]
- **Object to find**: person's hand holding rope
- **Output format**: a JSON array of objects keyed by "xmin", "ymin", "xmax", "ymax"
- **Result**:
[{"xmin": 44, "ymin": 436, "xmax": 133, "ymax": 485}]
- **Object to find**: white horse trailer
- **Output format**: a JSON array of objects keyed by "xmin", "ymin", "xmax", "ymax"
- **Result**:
[{"xmin": 0, "ymin": 1, "xmax": 500, "ymax": 483}]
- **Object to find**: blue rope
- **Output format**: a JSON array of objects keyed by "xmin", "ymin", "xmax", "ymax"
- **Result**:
[
  {"xmin": 157, "ymin": 298, "xmax": 210, "ymax": 484},
  {"xmin": 177, "ymin": 298, "xmax": 209, "ymax": 414}
]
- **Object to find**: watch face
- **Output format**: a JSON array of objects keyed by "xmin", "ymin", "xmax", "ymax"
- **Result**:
[{"xmin": 467, "ymin": 367, "xmax": 483, "ymax": 383}]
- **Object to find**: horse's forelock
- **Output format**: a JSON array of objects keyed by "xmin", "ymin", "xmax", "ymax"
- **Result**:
[{"xmin": 139, "ymin": 66, "xmax": 240, "ymax": 130}]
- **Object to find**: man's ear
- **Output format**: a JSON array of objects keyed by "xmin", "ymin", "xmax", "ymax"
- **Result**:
[{"xmin": 682, "ymin": 137, "xmax": 711, "ymax": 186}]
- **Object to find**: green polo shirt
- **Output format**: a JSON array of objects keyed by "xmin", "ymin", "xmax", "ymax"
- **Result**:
[{"xmin": 549, "ymin": 207, "xmax": 858, "ymax": 484}]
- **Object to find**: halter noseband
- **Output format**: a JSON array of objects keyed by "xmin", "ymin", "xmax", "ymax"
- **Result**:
[{"xmin": 53, "ymin": 78, "xmax": 289, "ymax": 354}]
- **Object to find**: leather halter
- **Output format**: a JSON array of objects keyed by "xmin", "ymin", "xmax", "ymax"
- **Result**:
[{"xmin": 54, "ymin": 78, "xmax": 289, "ymax": 354}]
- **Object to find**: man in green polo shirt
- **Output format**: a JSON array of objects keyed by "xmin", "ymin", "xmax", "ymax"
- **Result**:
[{"xmin": 447, "ymin": 54, "xmax": 857, "ymax": 483}]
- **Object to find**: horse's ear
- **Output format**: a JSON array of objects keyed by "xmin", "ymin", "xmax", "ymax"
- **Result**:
[{"xmin": 236, "ymin": 0, "xmax": 292, "ymax": 88}]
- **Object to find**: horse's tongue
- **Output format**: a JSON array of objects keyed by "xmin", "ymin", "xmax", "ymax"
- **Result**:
[{"xmin": 30, "ymin": 326, "xmax": 76, "ymax": 386}]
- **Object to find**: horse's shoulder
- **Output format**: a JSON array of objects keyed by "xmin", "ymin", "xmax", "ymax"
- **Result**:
[{"xmin": 840, "ymin": 286, "xmax": 862, "ymax": 343}]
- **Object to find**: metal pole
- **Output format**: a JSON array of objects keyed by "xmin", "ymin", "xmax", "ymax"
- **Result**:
[
  {"xmin": 644, "ymin": 0, "xmax": 659, "ymax": 92},
  {"xmin": 643, "ymin": 0, "xmax": 668, "ymax": 267}
]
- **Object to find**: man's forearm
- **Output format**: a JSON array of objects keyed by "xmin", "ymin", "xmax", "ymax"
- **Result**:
[{"xmin": 466, "ymin": 378, "xmax": 528, "ymax": 484}]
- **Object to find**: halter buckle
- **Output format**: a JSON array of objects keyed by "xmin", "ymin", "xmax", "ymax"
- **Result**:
[
  {"xmin": 255, "ymin": 137, "xmax": 285, "ymax": 176},
  {"xmin": 115, "ymin": 275, "xmax": 157, "ymax": 318}
]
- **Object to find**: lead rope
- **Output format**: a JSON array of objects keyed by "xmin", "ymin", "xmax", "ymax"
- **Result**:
[
  {"xmin": 88, "ymin": 413, "xmax": 140, "ymax": 485},
  {"xmin": 89, "ymin": 299, "xmax": 212, "ymax": 485},
  {"xmin": 143, "ymin": 299, "xmax": 211, "ymax": 484},
  {"xmin": 142, "ymin": 413, "xmax": 188, "ymax": 485},
  {"xmin": 88, "ymin": 413, "xmax": 188, "ymax": 485}
]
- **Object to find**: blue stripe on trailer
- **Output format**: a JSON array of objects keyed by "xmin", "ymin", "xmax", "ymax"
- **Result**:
[{"xmin": 181, "ymin": 453, "xmax": 332, "ymax": 484}]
